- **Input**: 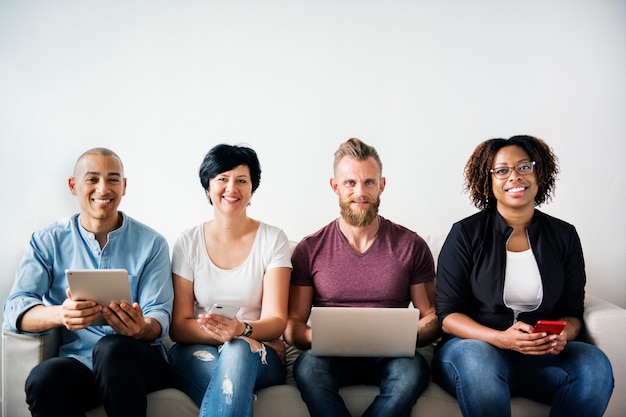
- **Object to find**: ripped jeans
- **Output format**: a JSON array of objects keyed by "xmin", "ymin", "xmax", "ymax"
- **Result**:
[{"xmin": 169, "ymin": 337, "xmax": 286, "ymax": 417}]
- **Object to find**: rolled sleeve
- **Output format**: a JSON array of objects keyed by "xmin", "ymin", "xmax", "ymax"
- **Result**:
[{"xmin": 136, "ymin": 236, "xmax": 173, "ymax": 341}]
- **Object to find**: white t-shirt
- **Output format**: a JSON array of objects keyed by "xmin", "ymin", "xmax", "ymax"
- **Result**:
[
  {"xmin": 503, "ymin": 248, "xmax": 543, "ymax": 320},
  {"xmin": 172, "ymin": 222, "xmax": 292, "ymax": 321}
]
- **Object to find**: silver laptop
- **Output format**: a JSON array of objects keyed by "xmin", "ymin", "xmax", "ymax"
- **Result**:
[{"xmin": 310, "ymin": 307, "xmax": 420, "ymax": 357}]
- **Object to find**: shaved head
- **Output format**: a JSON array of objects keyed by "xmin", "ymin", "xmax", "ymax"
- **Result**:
[{"xmin": 74, "ymin": 148, "xmax": 124, "ymax": 177}]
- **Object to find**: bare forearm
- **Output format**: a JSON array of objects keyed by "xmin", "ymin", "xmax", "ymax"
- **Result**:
[
  {"xmin": 18, "ymin": 305, "xmax": 64, "ymax": 333},
  {"xmin": 136, "ymin": 318, "xmax": 162, "ymax": 341},
  {"xmin": 244, "ymin": 316, "xmax": 287, "ymax": 342},
  {"xmin": 417, "ymin": 312, "xmax": 442, "ymax": 346},
  {"xmin": 170, "ymin": 317, "xmax": 217, "ymax": 344},
  {"xmin": 284, "ymin": 318, "xmax": 312, "ymax": 350},
  {"xmin": 560, "ymin": 316, "xmax": 582, "ymax": 341},
  {"xmin": 442, "ymin": 313, "xmax": 507, "ymax": 348}
]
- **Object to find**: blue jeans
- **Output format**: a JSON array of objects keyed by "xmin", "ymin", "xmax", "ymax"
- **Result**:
[
  {"xmin": 169, "ymin": 338, "xmax": 286, "ymax": 417},
  {"xmin": 293, "ymin": 350, "xmax": 430, "ymax": 417},
  {"xmin": 25, "ymin": 335, "xmax": 171, "ymax": 417},
  {"xmin": 431, "ymin": 338, "xmax": 614, "ymax": 417}
]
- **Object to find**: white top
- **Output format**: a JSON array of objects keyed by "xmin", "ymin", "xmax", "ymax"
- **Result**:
[
  {"xmin": 503, "ymin": 248, "xmax": 543, "ymax": 319},
  {"xmin": 171, "ymin": 222, "xmax": 292, "ymax": 321}
]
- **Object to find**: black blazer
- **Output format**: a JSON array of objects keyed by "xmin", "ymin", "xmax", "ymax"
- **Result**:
[{"xmin": 435, "ymin": 208, "xmax": 586, "ymax": 341}]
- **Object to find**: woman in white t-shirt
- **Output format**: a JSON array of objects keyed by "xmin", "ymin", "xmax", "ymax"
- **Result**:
[{"xmin": 168, "ymin": 144, "xmax": 292, "ymax": 417}]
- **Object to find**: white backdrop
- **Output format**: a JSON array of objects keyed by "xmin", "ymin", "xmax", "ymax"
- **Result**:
[{"xmin": 1, "ymin": 0, "xmax": 624, "ymax": 337}]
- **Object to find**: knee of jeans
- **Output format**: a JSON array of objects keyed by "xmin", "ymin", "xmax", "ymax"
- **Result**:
[
  {"xmin": 574, "ymin": 346, "xmax": 614, "ymax": 387},
  {"xmin": 190, "ymin": 349, "xmax": 217, "ymax": 362},
  {"xmin": 93, "ymin": 334, "xmax": 132, "ymax": 362},
  {"xmin": 26, "ymin": 361, "xmax": 53, "ymax": 390},
  {"xmin": 437, "ymin": 339, "xmax": 502, "ymax": 379},
  {"xmin": 244, "ymin": 337, "xmax": 268, "ymax": 364},
  {"xmin": 389, "ymin": 356, "xmax": 430, "ymax": 386},
  {"xmin": 293, "ymin": 350, "xmax": 327, "ymax": 381},
  {"xmin": 221, "ymin": 337, "xmax": 269, "ymax": 364}
]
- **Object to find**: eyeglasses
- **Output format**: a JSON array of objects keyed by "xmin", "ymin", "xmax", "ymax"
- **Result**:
[{"xmin": 490, "ymin": 161, "xmax": 536, "ymax": 179}]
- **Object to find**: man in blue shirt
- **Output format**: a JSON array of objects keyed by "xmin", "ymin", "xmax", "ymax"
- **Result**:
[{"xmin": 4, "ymin": 148, "xmax": 173, "ymax": 417}]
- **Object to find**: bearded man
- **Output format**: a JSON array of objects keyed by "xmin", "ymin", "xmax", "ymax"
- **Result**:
[{"xmin": 284, "ymin": 137, "xmax": 440, "ymax": 417}]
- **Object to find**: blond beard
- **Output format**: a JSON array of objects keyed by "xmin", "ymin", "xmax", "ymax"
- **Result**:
[{"xmin": 339, "ymin": 196, "xmax": 380, "ymax": 227}]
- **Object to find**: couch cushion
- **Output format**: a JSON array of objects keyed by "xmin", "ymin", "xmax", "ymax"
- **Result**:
[{"xmin": 86, "ymin": 388, "xmax": 199, "ymax": 417}]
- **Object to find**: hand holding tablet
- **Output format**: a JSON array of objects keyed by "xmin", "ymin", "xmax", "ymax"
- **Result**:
[{"xmin": 66, "ymin": 269, "xmax": 132, "ymax": 326}]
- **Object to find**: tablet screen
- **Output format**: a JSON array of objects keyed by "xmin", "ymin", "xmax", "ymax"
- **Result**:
[{"xmin": 66, "ymin": 269, "xmax": 132, "ymax": 326}]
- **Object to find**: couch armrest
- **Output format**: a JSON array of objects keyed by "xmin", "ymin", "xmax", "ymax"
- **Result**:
[
  {"xmin": 2, "ymin": 324, "xmax": 61, "ymax": 417},
  {"xmin": 583, "ymin": 294, "xmax": 626, "ymax": 417}
]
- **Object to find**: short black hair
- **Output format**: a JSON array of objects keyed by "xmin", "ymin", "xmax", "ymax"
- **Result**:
[{"xmin": 199, "ymin": 144, "xmax": 262, "ymax": 193}]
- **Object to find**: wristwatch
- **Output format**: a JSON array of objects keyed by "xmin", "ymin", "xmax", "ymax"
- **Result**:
[{"xmin": 241, "ymin": 322, "xmax": 253, "ymax": 337}]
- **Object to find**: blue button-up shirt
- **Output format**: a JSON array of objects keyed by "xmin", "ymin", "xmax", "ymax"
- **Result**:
[{"xmin": 3, "ymin": 212, "xmax": 173, "ymax": 369}]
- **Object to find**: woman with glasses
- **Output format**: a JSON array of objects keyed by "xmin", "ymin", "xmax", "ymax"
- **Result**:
[{"xmin": 432, "ymin": 135, "xmax": 614, "ymax": 417}]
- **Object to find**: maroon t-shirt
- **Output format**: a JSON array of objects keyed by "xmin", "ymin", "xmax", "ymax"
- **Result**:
[{"xmin": 291, "ymin": 217, "xmax": 435, "ymax": 307}]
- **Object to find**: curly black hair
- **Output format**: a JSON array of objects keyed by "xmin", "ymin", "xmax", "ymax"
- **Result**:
[{"xmin": 464, "ymin": 135, "xmax": 559, "ymax": 210}]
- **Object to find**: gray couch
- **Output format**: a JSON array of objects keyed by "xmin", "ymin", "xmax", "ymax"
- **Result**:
[{"xmin": 3, "ymin": 236, "xmax": 625, "ymax": 417}]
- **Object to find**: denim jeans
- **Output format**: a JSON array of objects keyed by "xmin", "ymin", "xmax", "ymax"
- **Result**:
[
  {"xmin": 431, "ymin": 337, "xmax": 614, "ymax": 417},
  {"xmin": 293, "ymin": 350, "xmax": 430, "ymax": 417},
  {"xmin": 169, "ymin": 337, "xmax": 286, "ymax": 417},
  {"xmin": 25, "ymin": 335, "xmax": 171, "ymax": 417}
]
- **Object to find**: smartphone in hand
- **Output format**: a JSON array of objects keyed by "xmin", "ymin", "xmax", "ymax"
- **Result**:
[
  {"xmin": 208, "ymin": 303, "xmax": 240, "ymax": 319},
  {"xmin": 532, "ymin": 320, "xmax": 566, "ymax": 335}
]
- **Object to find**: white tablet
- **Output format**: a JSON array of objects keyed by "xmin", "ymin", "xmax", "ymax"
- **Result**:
[{"xmin": 66, "ymin": 269, "xmax": 133, "ymax": 326}]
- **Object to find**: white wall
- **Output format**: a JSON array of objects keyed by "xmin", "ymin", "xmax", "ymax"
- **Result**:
[{"xmin": 1, "ymin": 0, "xmax": 624, "ymax": 325}]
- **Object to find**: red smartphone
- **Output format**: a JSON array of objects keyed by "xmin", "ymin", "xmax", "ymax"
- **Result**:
[{"xmin": 532, "ymin": 320, "xmax": 566, "ymax": 335}]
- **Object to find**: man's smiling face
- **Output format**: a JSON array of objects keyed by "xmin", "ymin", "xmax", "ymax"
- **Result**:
[{"xmin": 69, "ymin": 153, "xmax": 127, "ymax": 224}]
